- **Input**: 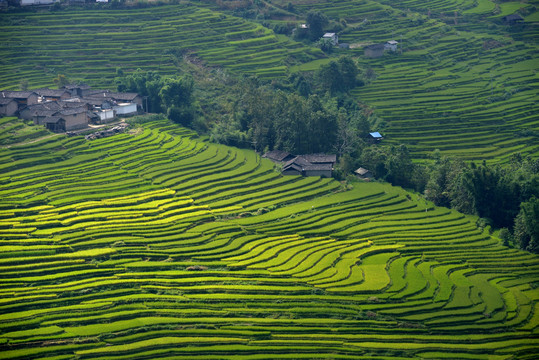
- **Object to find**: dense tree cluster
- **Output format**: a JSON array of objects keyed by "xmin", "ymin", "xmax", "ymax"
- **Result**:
[
  {"xmin": 424, "ymin": 154, "xmax": 539, "ymax": 252},
  {"xmin": 116, "ymin": 69, "xmax": 195, "ymax": 127}
]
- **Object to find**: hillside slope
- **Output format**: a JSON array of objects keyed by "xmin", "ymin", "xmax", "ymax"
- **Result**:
[
  {"xmin": 0, "ymin": 118, "xmax": 537, "ymax": 359},
  {"xmin": 1, "ymin": 1, "xmax": 537, "ymax": 162}
]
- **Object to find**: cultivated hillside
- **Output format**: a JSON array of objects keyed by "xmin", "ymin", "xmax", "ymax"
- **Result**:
[
  {"xmin": 0, "ymin": 117, "xmax": 537, "ymax": 359},
  {"xmin": 0, "ymin": 0, "xmax": 537, "ymax": 162}
]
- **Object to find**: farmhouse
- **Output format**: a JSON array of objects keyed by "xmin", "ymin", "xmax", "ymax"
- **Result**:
[
  {"xmin": 322, "ymin": 33, "xmax": 338, "ymax": 46},
  {"xmin": 364, "ymin": 44, "xmax": 385, "ymax": 58},
  {"xmin": 282, "ymin": 154, "xmax": 336, "ymax": 178},
  {"xmin": 0, "ymin": 98, "xmax": 18, "ymax": 117},
  {"xmin": 385, "ymin": 40, "xmax": 398, "ymax": 52},
  {"xmin": 354, "ymin": 167, "xmax": 373, "ymax": 180},
  {"xmin": 502, "ymin": 13, "xmax": 524, "ymax": 25}
]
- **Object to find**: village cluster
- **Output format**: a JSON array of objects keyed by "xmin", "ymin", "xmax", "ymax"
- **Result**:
[
  {"xmin": 0, "ymin": 0, "xmax": 109, "ymax": 7},
  {"xmin": 0, "ymin": 85, "xmax": 142, "ymax": 133}
]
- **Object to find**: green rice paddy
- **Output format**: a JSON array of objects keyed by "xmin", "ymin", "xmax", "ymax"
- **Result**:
[{"xmin": 0, "ymin": 116, "xmax": 537, "ymax": 359}]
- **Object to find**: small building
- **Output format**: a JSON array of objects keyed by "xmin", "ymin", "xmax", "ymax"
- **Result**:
[
  {"xmin": 96, "ymin": 109, "xmax": 115, "ymax": 123},
  {"xmin": 364, "ymin": 44, "xmax": 385, "ymax": 58},
  {"xmin": 0, "ymin": 98, "xmax": 18, "ymax": 117},
  {"xmin": 43, "ymin": 116, "xmax": 66, "ymax": 133},
  {"xmin": 57, "ymin": 107, "xmax": 88, "ymax": 131},
  {"xmin": 502, "ymin": 13, "xmax": 524, "ymax": 25},
  {"xmin": 368, "ymin": 132, "xmax": 383, "ymax": 142},
  {"xmin": 339, "ymin": 43, "xmax": 350, "ymax": 50},
  {"xmin": 385, "ymin": 40, "xmax": 398, "ymax": 52},
  {"xmin": 354, "ymin": 167, "xmax": 373, "ymax": 180},
  {"xmin": 263, "ymin": 150, "xmax": 295, "ymax": 163},
  {"xmin": 322, "ymin": 33, "xmax": 338, "ymax": 46}
]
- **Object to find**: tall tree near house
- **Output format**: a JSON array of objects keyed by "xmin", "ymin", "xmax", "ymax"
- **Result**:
[
  {"xmin": 53, "ymin": 74, "xmax": 70, "ymax": 89},
  {"xmin": 337, "ymin": 56, "xmax": 359, "ymax": 91},
  {"xmin": 306, "ymin": 10, "xmax": 328, "ymax": 41},
  {"xmin": 316, "ymin": 61, "xmax": 343, "ymax": 95}
]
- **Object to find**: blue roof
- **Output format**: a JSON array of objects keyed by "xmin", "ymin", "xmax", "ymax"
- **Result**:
[{"xmin": 370, "ymin": 132, "xmax": 382, "ymax": 138}]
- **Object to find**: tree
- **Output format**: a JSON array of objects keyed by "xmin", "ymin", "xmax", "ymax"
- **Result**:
[
  {"xmin": 117, "ymin": 69, "xmax": 163, "ymax": 113},
  {"xmin": 316, "ymin": 61, "xmax": 343, "ymax": 95},
  {"xmin": 53, "ymin": 74, "xmax": 70, "ymax": 89},
  {"xmin": 306, "ymin": 10, "xmax": 328, "ymax": 41},
  {"xmin": 337, "ymin": 56, "xmax": 359, "ymax": 91},
  {"xmin": 514, "ymin": 197, "xmax": 539, "ymax": 253},
  {"xmin": 159, "ymin": 76, "xmax": 194, "ymax": 109},
  {"xmin": 385, "ymin": 144, "xmax": 414, "ymax": 188}
]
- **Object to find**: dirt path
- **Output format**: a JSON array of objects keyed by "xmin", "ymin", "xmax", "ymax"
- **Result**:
[{"xmin": 2, "ymin": 133, "xmax": 62, "ymax": 149}]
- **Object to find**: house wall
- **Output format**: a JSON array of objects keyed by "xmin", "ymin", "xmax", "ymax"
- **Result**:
[
  {"xmin": 283, "ymin": 169, "xmax": 302, "ymax": 176},
  {"xmin": 0, "ymin": 101, "xmax": 17, "ymax": 117},
  {"xmin": 365, "ymin": 48, "xmax": 384, "ymax": 58},
  {"xmin": 98, "ymin": 109, "xmax": 115, "ymax": 122},
  {"xmin": 114, "ymin": 103, "xmax": 137, "ymax": 116},
  {"xmin": 21, "ymin": 0, "xmax": 56, "ymax": 5},
  {"xmin": 304, "ymin": 169, "xmax": 332, "ymax": 178},
  {"xmin": 63, "ymin": 112, "xmax": 88, "ymax": 131},
  {"xmin": 26, "ymin": 93, "xmax": 39, "ymax": 105}
]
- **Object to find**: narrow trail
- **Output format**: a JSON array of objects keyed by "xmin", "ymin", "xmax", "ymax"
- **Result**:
[{"xmin": 2, "ymin": 133, "xmax": 62, "ymax": 149}]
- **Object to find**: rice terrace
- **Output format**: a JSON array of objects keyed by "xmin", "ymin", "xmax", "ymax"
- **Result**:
[{"xmin": 0, "ymin": 0, "xmax": 538, "ymax": 359}]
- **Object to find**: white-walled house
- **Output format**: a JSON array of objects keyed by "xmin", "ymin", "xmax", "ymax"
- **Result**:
[
  {"xmin": 20, "ymin": 0, "xmax": 58, "ymax": 5},
  {"xmin": 385, "ymin": 40, "xmax": 399, "ymax": 52},
  {"xmin": 322, "ymin": 33, "xmax": 338, "ymax": 46},
  {"xmin": 113, "ymin": 103, "xmax": 137, "ymax": 116}
]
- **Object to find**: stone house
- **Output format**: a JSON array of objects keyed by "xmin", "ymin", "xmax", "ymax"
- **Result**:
[
  {"xmin": 354, "ymin": 167, "xmax": 373, "ymax": 180},
  {"xmin": 0, "ymin": 91, "xmax": 39, "ymax": 108},
  {"xmin": 282, "ymin": 154, "xmax": 336, "ymax": 178},
  {"xmin": 364, "ymin": 44, "xmax": 385, "ymax": 58},
  {"xmin": 0, "ymin": 98, "xmax": 18, "ymax": 117}
]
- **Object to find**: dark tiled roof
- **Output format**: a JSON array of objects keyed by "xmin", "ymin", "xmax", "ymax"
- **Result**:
[
  {"xmin": 283, "ymin": 163, "xmax": 303, "ymax": 172},
  {"xmin": 504, "ymin": 14, "xmax": 524, "ymax": 21},
  {"xmin": 302, "ymin": 154, "xmax": 336, "ymax": 164},
  {"xmin": 58, "ymin": 107, "xmax": 87, "ymax": 116},
  {"xmin": 35, "ymin": 89, "xmax": 70, "ymax": 97},
  {"xmin": 1, "ymin": 91, "xmax": 37, "ymax": 99},
  {"xmin": 43, "ymin": 116, "xmax": 64, "ymax": 124},
  {"xmin": 107, "ymin": 92, "xmax": 140, "ymax": 101},
  {"xmin": 284, "ymin": 156, "xmax": 311, "ymax": 168},
  {"xmin": 34, "ymin": 109, "xmax": 58, "ymax": 117},
  {"xmin": 263, "ymin": 150, "xmax": 293, "ymax": 162},
  {"xmin": 0, "ymin": 98, "xmax": 15, "ymax": 105}
]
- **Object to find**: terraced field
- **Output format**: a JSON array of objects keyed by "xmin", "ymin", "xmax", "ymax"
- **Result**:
[
  {"xmin": 1, "ymin": 1, "xmax": 537, "ymax": 163},
  {"xmin": 272, "ymin": 0, "xmax": 538, "ymax": 162},
  {"xmin": 0, "ymin": 117, "xmax": 537, "ymax": 359},
  {"xmin": 0, "ymin": 3, "xmax": 322, "ymax": 88}
]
